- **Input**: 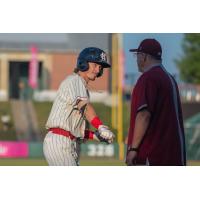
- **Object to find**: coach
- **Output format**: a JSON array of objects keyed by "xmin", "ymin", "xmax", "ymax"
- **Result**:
[{"xmin": 125, "ymin": 38, "xmax": 186, "ymax": 166}]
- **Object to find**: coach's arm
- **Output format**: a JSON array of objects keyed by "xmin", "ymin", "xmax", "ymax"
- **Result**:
[{"xmin": 126, "ymin": 109, "xmax": 151, "ymax": 165}]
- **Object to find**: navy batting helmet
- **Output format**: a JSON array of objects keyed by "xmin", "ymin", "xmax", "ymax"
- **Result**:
[{"xmin": 76, "ymin": 47, "xmax": 111, "ymax": 77}]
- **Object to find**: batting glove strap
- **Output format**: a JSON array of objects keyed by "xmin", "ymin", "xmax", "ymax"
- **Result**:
[
  {"xmin": 94, "ymin": 131, "xmax": 110, "ymax": 144},
  {"xmin": 98, "ymin": 125, "xmax": 114, "ymax": 140}
]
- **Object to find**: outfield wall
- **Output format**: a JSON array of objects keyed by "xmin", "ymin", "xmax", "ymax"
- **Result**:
[
  {"xmin": 0, "ymin": 137, "xmax": 198, "ymax": 161},
  {"xmin": 0, "ymin": 141, "xmax": 125, "ymax": 159}
]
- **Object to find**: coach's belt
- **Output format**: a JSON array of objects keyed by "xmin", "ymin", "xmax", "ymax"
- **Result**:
[{"xmin": 49, "ymin": 128, "xmax": 76, "ymax": 140}]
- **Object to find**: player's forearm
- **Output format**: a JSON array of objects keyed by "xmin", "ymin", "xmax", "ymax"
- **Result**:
[
  {"xmin": 78, "ymin": 101, "xmax": 101, "ymax": 126},
  {"xmin": 131, "ymin": 110, "xmax": 151, "ymax": 148},
  {"xmin": 84, "ymin": 103, "xmax": 97, "ymax": 122},
  {"xmin": 84, "ymin": 103, "xmax": 104, "ymax": 129}
]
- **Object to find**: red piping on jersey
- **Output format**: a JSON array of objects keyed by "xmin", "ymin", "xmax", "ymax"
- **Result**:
[
  {"xmin": 49, "ymin": 128, "xmax": 76, "ymax": 140},
  {"xmin": 84, "ymin": 130, "xmax": 94, "ymax": 139}
]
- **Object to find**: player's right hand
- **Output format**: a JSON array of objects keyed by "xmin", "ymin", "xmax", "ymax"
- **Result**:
[{"xmin": 98, "ymin": 125, "xmax": 115, "ymax": 141}]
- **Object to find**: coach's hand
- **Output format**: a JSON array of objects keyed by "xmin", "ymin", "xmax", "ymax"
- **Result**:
[{"xmin": 126, "ymin": 151, "xmax": 137, "ymax": 166}]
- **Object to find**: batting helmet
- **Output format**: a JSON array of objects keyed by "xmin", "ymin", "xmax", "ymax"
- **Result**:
[{"xmin": 76, "ymin": 47, "xmax": 111, "ymax": 77}]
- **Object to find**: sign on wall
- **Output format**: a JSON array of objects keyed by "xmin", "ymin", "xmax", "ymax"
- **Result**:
[
  {"xmin": 0, "ymin": 142, "xmax": 29, "ymax": 158},
  {"xmin": 81, "ymin": 144, "xmax": 115, "ymax": 157}
]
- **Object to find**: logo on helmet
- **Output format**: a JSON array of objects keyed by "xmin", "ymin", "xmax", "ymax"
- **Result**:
[{"xmin": 100, "ymin": 52, "xmax": 107, "ymax": 61}]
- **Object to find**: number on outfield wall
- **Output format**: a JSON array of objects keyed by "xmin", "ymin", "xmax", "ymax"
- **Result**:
[
  {"xmin": 87, "ymin": 144, "xmax": 96, "ymax": 156},
  {"xmin": 87, "ymin": 144, "xmax": 114, "ymax": 157}
]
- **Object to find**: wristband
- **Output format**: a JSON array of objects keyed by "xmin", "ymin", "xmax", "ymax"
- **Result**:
[
  {"xmin": 90, "ymin": 116, "xmax": 103, "ymax": 129},
  {"xmin": 84, "ymin": 130, "xmax": 94, "ymax": 140},
  {"xmin": 128, "ymin": 147, "xmax": 139, "ymax": 152}
]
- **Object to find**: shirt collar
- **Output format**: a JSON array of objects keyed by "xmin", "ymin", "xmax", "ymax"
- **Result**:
[
  {"xmin": 143, "ymin": 63, "xmax": 163, "ymax": 72},
  {"xmin": 74, "ymin": 73, "xmax": 87, "ymax": 87}
]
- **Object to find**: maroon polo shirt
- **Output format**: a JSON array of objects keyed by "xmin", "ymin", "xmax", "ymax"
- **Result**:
[{"xmin": 127, "ymin": 65, "xmax": 186, "ymax": 166}]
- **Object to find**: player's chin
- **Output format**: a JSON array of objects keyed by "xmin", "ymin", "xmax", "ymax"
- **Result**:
[{"xmin": 89, "ymin": 76, "xmax": 97, "ymax": 81}]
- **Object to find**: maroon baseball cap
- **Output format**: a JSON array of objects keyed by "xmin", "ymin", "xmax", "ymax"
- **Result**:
[{"xmin": 129, "ymin": 38, "xmax": 162, "ymax": 59}]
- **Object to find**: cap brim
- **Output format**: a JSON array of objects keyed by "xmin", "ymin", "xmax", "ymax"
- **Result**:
[
  {"xmin": 129, "ymin": 48, "xmax": 138, "ymax": 52},
  {"xmin": 101, "ymin": 63, "xmax": 111, "ymax": 68}
]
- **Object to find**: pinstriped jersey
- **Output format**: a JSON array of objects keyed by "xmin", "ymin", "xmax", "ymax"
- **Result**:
[{"xmin": 46, "ymin": 73, "xmax": 89, "ymax": 138}]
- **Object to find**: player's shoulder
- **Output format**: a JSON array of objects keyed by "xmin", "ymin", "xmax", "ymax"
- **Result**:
[
  {"xmin": 66, "ymin": 73, "xmax": 79, "ymax": 81},
  {"xmin": 62, "ymin": 73, "xmax": 80, "ymax": 84},
  {"xmin": 61, "ymin": 73, "xmax": 86, "ymax": 89}
]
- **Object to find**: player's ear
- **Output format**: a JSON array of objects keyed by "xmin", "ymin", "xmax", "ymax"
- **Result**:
[{"xmin": 74, "ymin": 68, "xmax": 79, "ymax": 73}]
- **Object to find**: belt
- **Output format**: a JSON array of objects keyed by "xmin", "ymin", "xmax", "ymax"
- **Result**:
[{"xmin": 49, "ymin": 128, "xmax": 76, "ymax": 140}]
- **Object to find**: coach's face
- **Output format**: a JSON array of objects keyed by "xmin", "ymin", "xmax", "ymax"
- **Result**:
[
  {"xmin": 136, "ymin": 52, "xmax": 146, "ymax": 72},
  {"xmin": 86, "ymin": 62, "xmax": 102, "ymax": 81}
]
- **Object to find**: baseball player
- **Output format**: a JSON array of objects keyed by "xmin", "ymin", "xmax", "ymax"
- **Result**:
[{"xmin": 43, "ymin": 47, "xmax": 115, "ymax": 166}]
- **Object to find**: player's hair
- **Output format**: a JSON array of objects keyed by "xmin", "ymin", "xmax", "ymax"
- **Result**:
[{"xmin": 74, "ymin": 68, "xmax": 79, "ymax": 73}]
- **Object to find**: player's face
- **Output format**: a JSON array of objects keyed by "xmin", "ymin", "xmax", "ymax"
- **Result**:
[{"xmin": 87, "ymin": 62, "xmax": 102, "ymax": 81}]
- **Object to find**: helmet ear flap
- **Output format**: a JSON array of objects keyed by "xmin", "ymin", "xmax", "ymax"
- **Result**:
[
  {"xmin": 97, "ymin": 67, "xmax": 103, "ymax": 78},
  {"xmin": 77, "ymin": 59, "xmax": 89, "ymax": 71}
]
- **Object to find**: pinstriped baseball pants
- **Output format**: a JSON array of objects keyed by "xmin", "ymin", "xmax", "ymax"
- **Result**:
[{"xmin": 43, "ymin": 131, "xmax": 79, "ymax": 166}]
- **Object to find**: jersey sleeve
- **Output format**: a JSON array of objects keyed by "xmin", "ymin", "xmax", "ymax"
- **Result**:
[
  {"xmin": 67, "ymin": 77, "xmax": 89, "ymax": 107},
  {"xmin": 134, "ymin": 74, "xmax": 158, "ymax": 114}
]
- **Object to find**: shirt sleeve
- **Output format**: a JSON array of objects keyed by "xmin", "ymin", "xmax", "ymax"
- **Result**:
[
  {"xmin": 134, "ymin": 74, "xmax": 158, "ymax": 114},
  {"xmin": 67, "ymin": 77, "xmax": 89, "ymax": 107}
]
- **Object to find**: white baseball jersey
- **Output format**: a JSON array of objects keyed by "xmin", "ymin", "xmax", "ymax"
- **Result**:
[{"xmin": 43, "ymin": 73, "xmax": 89, "ymax": 166}]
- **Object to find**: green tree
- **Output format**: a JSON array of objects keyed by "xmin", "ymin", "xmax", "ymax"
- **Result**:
[{"xmin": 176, "ymin": 33, "xmax": 200, "ymax": 83}]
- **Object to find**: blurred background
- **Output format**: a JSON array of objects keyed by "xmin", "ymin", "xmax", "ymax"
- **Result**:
[{"xmin": 0, "ymin": 33, "xmax": 199, "ymax": 165}]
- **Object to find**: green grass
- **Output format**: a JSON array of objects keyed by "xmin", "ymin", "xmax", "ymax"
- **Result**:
[
  {"xmin": 0, "ymin": 157, "xmax": 198, "ymax": 166},
  {"xmin": 0, "ymin": 157, "xmax": 124, "ymax": 166},
  {"xmin": 0, "ymin": 101, "xmax": 17, "ymax": 140},
  {"xmin": 0, "ymin": 102, "xmax": 13, "ymax": 128},
  {"xmin": 0, "ymin": 129, "xmax": 17, "ymax": 140},
  {"xmin": 0, "ymin": 158, "xmax": 48, "ymax": 166},
  {"xmin": 33, "ymin": 101, "xmax": 53, "ymax": 139},
  {"xmin": 187, "ymin": 160, "xmax": 200, "ymax": 166},
  {"xmin": 80, "ymin": 157, "xmax": 125, "ymax": 166}
]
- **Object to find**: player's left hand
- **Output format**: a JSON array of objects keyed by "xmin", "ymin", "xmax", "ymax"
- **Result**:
[
  {"xmin": 98, "ymin": 125, "xmax": 115, "ymax": 141},
  {"xmin": 126, "ymin": 151, "xmax": 137, "ymax": 166},
  {"xmin": 94, "ymin": 130, "xmax": 114, "ymax": 144}
]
